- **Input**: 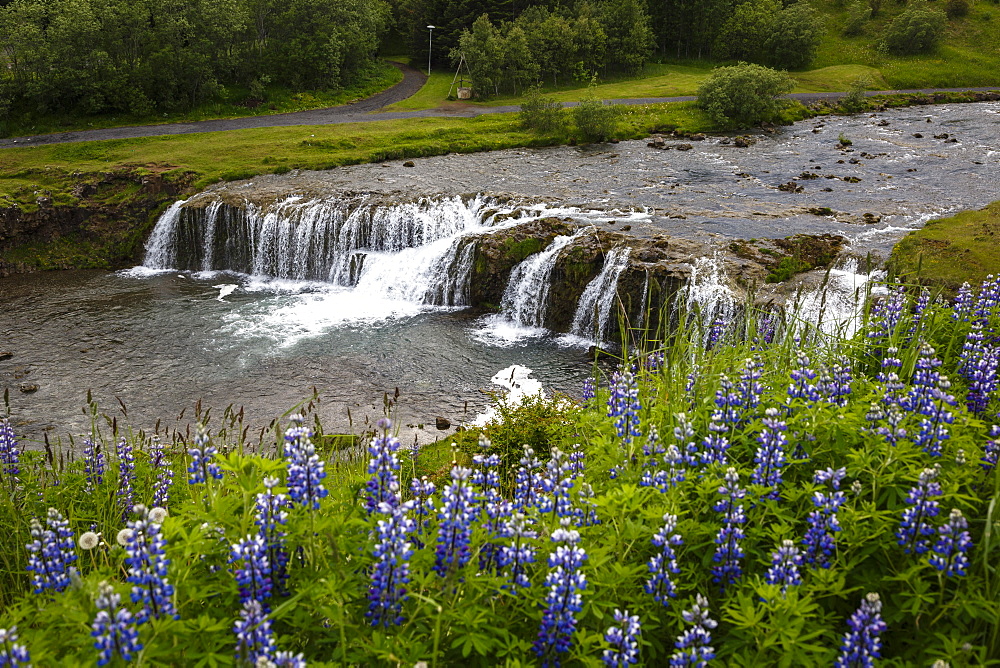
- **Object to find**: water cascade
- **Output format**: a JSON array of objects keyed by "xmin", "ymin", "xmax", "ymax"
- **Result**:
[
  {"xmin": 569, "ymin": 247, "xmax": 632, "ymax": 345},
  {"xmin": 499, "ymin": 230, "xmax": 587, "ymax": 328}
]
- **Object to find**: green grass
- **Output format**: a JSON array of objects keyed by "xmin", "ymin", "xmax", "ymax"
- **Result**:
[{"xmin": 891, "ymin": 201, "xmax": 1000, "ymax": 293}]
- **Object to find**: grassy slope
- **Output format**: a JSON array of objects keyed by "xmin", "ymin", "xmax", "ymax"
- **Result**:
[{"xmin": 891, "ymin": 201, "xmax": 1000, "ymax": 293}]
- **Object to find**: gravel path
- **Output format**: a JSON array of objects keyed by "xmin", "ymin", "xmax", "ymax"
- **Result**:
[{"xmin": 1, "ymin": 80, "xmax": 997, "ymax": 149}]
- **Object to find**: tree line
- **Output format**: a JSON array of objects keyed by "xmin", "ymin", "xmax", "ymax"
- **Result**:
[{"xmin": 0, "ymin": 0, "xmax": 389, "ymax": 118}]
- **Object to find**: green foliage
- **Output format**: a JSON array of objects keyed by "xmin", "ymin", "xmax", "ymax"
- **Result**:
[
  {"xmin": 696, "ymin": 62, "xmax": 794, "ymax": 129},
  {"xmin": 839, "ymin": 75, "xmax": 871, "ymax": 114},
  {"xmin": 882, "ymin": 2, "xmax": 948, "ymax": 55},
  {"xmin": 519, "ymin": 87, "xmax": 566, "ymax": 133},
  {"xmin": 945, "ymin": 0, "xmax": 970, "ymax": 18},
  {"xmin": 842, "ymin": 0, "xmax": 873, "ymax": 36},
  {"xmin": 763, "ymin": 2, "xmax": 826, "ymax": 70},
  {"xmin": 571, "ymin": 87, "xmax": 622, "ymax": 142}
]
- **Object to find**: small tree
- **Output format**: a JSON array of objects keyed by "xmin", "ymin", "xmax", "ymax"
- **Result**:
[
  {"xmin": 764, "ymin": 3, "xmax": 826, "ymax": 70},
  {"xmin": 520, "ymin": 86, "xmax": 565, "ymax": 133},
  {"xmin": 697, "ymin": 62, "xmax": 793, "ymax": 129},
  {"xmin": 839, "ymin": 75, "xmax": 871, "ymax": 114},
  {"xmin": 572, "ymin": 84, "xmax": 621, "ymax": 142},
  {"xmin": 882, "ymin": 3, "xmax": 947, "ymax": 55},
  {"xmin": 842, "ymin": 1, "xmax": 872, "ymax": 36}
]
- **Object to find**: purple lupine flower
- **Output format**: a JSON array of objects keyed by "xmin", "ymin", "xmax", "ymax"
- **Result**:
[
  {"xmin": 866, "ymin": 401, "xmax": 907, "ymax": 448},
  {"xmin": 608, "ymin": 370, "xmax": 642, "ymax": 448},
  {"xmin": 819, "ymin": 359, "xmax": 853, "ymax": 407},
  {"xmin": 188, "ymin": 423, "xmax": 222, "ymax": 485},
  {"xmin": 711, "ymin": 468, "xmax": 746, "ymax": 589},
  {"xmin": 92, "ymin": 582, "xmax": 142, "ymax": 666},
  {"xmin": 685, "ymin": 368, "xmax": 699, "ymax": 408},
  {"xmin": 476, "ymin": 453, "xmax": 511, "ymax": 571},
  {"xmin": 582, "ymin": 377, "xmax": 596, "ymax": 404},
  {"xmin": 409, "ymin": 476, "xmax": 436, "ymax": 546},
  {"xmin": 905, "ymin": 344, "xmax": 944, "ymax": 414},
  {"xmin": 0, "ymin": 418, "xmax": 20, "ymax": 492},
  {"xmin": 736, "ymin": 356, "xmax": 765, "ymax": 420},
  {"xmin": 765, "ymin": 539, "xmax": 803, "ymax": 593},
  {"xmin": 273, "ymin": 651, "xmax": 307, "ymax": 667},
  {"xmin": 787, "ymin": 353, "xmax": 820, "ymax": 405},
  {"xmin": 233, "ymin": 599, "xmax": 276, "ymax": 666},
  {"xmin": 929, "ymin": 508, "xmax": 972, "ymax": 577},
  {"xmin": 876, "ymin": 350, "xmax": 905, "ymax": 404},
  {"xmin": 284, "ymin": 414, "xmax": 327, "ymax": 511},
  {"xmin": 974, "ymin": 274, "xmax": 1000, "ymax": 319},
  {"xmin": 367, "ymin": 500, "xmax": 416, "ymax": 627},
  {"xmin": 645, "ymin": 513, "xmax": 682, "ymax": 605},
  {"xmin": 255, "ymin": 478, "xmax": 290, "ymax": 594},
  {"xmin": 125, "ymin": 504, "xmax": 177, "ymax": 624},
  {"xmin": 913, "ymin": 376, "xmax": 957, "ymax": 457},
  {"xmin": 497, "ymin": 512, "xmax": 537, "ymax": 594},
  {"xmin": 707, "ymin": 318, "xmax": 726, "ymax": 351},
  {"xmin": 982, "ymin": 425, "xmax": 1000, "ymax": 474},
  {"xmin": 514, "ymin": 446, "xmax": 545, "ymax": 513},
  {"xmin": 26, "ymin": 507, "xmax": 77, "ymax": 594},
  {"xmin": 752, "ymin": 408, "xmax": 787, "ymax": 500},
  {"xmin": 700, "ymin": 416, "xmax": 730, "ymax": 466},
  {"xmin": 867, "ymin": 285, "xmax": 907, "ymax": 341},
  {"xmin": 576, "ymin": 481, "xmax": 600, "ymax": 527},
  {"xmin": 602, "ymin": 609, "xmax": 641, "ymax": 668},
  {"xmin": 758, "ymin": 310, "xmax": 777, "ymax": 345},
  {"xmin": 670, "ymin": 594, "xmax": 717, "ymax": 667},
  {"xmin": 149, "ymin": 436, "xmax": 172, "ymax": 509},
  {"xmin": 713, "ymin": 374, "xmax": 742, "ymax": 429},
  {"xmin": 230, "ymin": 534, "xmax": 271, "ymax": 608},
  {"xmin": 897, "ymin": 466, "xmax": 942, "ymax": 555},
  {"xmin": 835, "ymin": 592, "xmax": 887, "ymax": 668},
  {"xmin": 802, "ymin": 469, "xmax": 847, "ymax": 568},
  {"xmin": 952, "ymin": 282, "xmax": 974, "ymax": 321},
  {"xmin": 433, "ymin": 466, "xmax": 476, "ymax": 578},
  {"xmin": 539, "ymin": 447, "xmax": 575, "ymax": 521},
  {"xmin": 115, "ymin": 437, "xmax": 136, "ymax": 520},
  {"xmin": 0, "ymin": 626, "xmax": 30, "ymax": 666},
  {"xmin": 364, "ymin": 418, "xmax": 401, "ymax": 514},
  {"xmin": 910, "ymin": 287, "xmax": 931, "ymax": 336},
  {"xmin": 82, "ymin": 436, "xmax": 106, "ymax": 493},
  {"xmin": 959, "ymin": 320, "xmax": 999, "ymax": 415},
  {"xmin": 646, "ymin": 351, "xmax": 665, "ymax": 371},
  {"xmin": 568, "ymin": 442, "xmax": 586, "ymax": 479},
  {"xmin": 674, "ymin": 413, "xmax": 699, "ymax": 465},
  {"xmin": 642, "ymin": 425, "xmax": 664, "ymax": 462},
  {"xmin": 533, "ymin": 519, "xmax": 588, "ymax": 666}
]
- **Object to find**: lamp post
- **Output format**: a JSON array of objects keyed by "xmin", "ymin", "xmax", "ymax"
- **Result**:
[{"xmin": 427, "ymin": 25, "xmax": 436, "ymax": 76}]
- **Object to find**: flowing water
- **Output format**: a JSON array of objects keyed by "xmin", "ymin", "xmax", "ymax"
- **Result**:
[{"xmin": 2, "ymin": 102, "xmax": 999, "ymax": 444}]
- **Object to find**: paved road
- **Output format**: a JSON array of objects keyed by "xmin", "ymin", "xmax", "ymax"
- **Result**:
[{"xmin": 1, "ymin": 79, "xmax": 997, "ymax": 149}]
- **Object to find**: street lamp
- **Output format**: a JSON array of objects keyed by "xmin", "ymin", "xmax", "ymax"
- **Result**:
[{"xmin": 427, "ymin": 25, "xmax": 436, "ymax": 76}]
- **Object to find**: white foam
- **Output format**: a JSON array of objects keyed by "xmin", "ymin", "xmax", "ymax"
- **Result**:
[
  {"xmin": 214, "ymin": 284, "xmax": 237, "ymax": 301},
  {"xmin": 469, "ymin": 315, "xmax": 549, "ymax": 346}
]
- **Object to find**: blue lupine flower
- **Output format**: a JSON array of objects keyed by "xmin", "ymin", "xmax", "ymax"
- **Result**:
[
  {"xmin": 539, "ymin": 447, "xmax": 575, "ymax": 520},
  {"xmin": 608, "ymin": 370, "xmax": 642, "ymax": 447},
  {"xmin": 711, "ymin": 468, "xmax": 746, "ymax": 589},
  {"xmin": 568, "ymin": 442, "xmax": 586, "ymax": 479},
  {"xmin": 367, "ymin": 500, "xmax": 416, "ymax": 627},
  {"xmin": 819, "ymin": 359, "xmax": 853, "ymax": 407},
  {"xmin": 700, "ymin": 416, "xmax": 730, "ymax": 466},
  {"xmin": 929, "ymin": 508, "xmax": 972, "ymax": 577},
  {"xmin": 125, "ymin": 504, "xmax": 177, "ymax": 624},
  {"xmin": 582, "ymin": 377, "xmax": 596, "ymax": 404},
  {"xmin": 670, "ymin": 594, "xmax": 717, "ymax": 667},
  {"xmin": 959, "ymin": 321, "xmax": 999, "ymax": 415},
  {"xmin": 188, "ymin": 424, "xmax": 223, "ymax": 485},
  {"xmin": 952, "ymin": 282, "xmax": 973, "ymax": 321},
  {"xmin": 867, "ymin": 285, "xmax": 906, "ymax": 341},
  {"xmin": 365, "ymin": 418, "xmax": 401, "ymax": 514},
  {"xmin": 757, "ymin": 310, "xmax": 777, "ymax": 345},
  {"xmin": 736, "ymin": 356, "xmax": 765, "ymax": 419},
  {"xmin": 284, "ymin": 415, "xmax": 328, "ymax": 511},
  {"xmin": 642, "ymin": 425, "xmax": 664, "ymax": 462},
  {"xmin": 909, "ymin": 287, "xmax": 931, "ymax": 336},
  {"xmin": 497, "ymin": 512, "xmax": 537, "ymax": 594},
  {"xmin": 576, "ymin": 481, "xmax": 600, "ymax": 527},
  {"xmin": 905, "ymin": 344, "xmax": 944, "ymax": 414},
  {"xmin": 82, "ymin": 436, "xmax": 106, "ymax": 493},
  {"xmin": 645, "ymin": 513, "xmax": 682, "ymax": 605},
  {"xmin": 230, "ymin": 534, "xmax": 271, "ymax": 608},
  {"xmin": 433, "ymin": 466, "xmax": 476, "ymax": 577},
  {"xmin": 982, "ymin": 425, "xmax": 1000, "ymax": 474},
  {"xmin": 974, "ymin": 274, "xmax": 1000, "ymax": 319},
  {"xmin": 514, "ymin": 446, "xmax": 545, "ymax": 513},
  {"xmin": 92, "ymin": 582, "xmax": 143, "ymax": 666},
  {"xmin": 273, "ymin": 651, "xmax": 308, "ymax": 667},
  {"xmin": 255, "ymin": 477, "xmax": 290, "ymax": 594},
  {"xmin": 0, "ymin": 626, "xmax": 30, "ymax": 666},
  {"xmin": 752, "ymin": 408, "xmax": 787, "ymax": 500},
  {"xmin": 233, "ymin": 599, "xmax": 276, "ymax": 666},
  {"xmin": 707, "ymin": 318, "xmax": 726, "ymax": 350},
  {"xmin": 713, "ymin": 374, "xmax": 742, "ymax": 428},
  {"xmin": 533, "ymin": 519, "xmax": 588, "ymax": 667},
  {"xmin": 116, "ymin": 437, "xmax": 136, "ymax": 520},
  {"xmin": 474, "ymin": 444, "xmax": 510, "ymax": 571},
  {"xmin": 602, "ymin": 609, "xmax": 641, "ymax": 668},
  {"xmin": 787, "ymin": 353, "xmax": 820, "ymax": 405},
  {"xmin": 802, "ymin": 468, "xmax": 847, "ymax": 568},
  {"xmin": 150, "ymin": 436, "xmax": 173, "ymax": 509},
  {"xmin": 0, "ymin": 418, "xmax": 20, "ymax": 492},
  {"xmin": 26, "ymin": 507, "xmax": 77, "ymax": 594},
  {"xmin": 835, "ymin": 592, "xmax": 887, "ymax": 668},
  {"xmin": 409, "ymin": 476, "xmax": 436, "ymax": 546},
  {"xmin": 765, "ymin": 539, "xmax": 803, "ymax": 593},
  {"xmin": 673, "ymin": 413, "xmax": 699, "ymax": 465},
  {"xmin": 897, "ymin": 467, "xmax": 942, "ymax": 555}
]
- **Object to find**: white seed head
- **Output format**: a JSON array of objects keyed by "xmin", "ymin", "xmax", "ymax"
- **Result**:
[
  {"xmin": 79, "ymin": 532, "xmax": 100, "ymax": 550},
  {"xmin": 148, "ymin": 507, "xmax": 168, "ymax": 524},
  {"xmin": 116, "ymin": 528, "xmax": 134, "ymax": 546}
]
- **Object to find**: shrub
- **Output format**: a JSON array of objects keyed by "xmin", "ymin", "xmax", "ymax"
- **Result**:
[
  {"xmin": 571, "ymin": 88, "xmax": 621, "ymax": 142},
  {"xmin": 945, "ymin": 0, "xmax": 970, "ymax": 18},
  {"xmin": 696, "ymin": 62, "xmax": 794, "ymax": 129},
  {"xmin": 519, "ymin": 86, "xmax": 566, "ymax": 133},
  {"xmin": 882, "ymin": 3, "xmax": 947, "ymax": 54},
  {"xmin": 843, "ymin": 0, "xmax": 872, "ymax": 36},
  {"xmin": 839, "ymin": 75, "xmax": 871, "ymax": 113},
  {"xmin": 763, "ymin": 2, "xmax": 826, "ymax": 70}
]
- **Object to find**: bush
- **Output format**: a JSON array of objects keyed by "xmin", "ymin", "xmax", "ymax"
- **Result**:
[
  {"xmin": 696, "ymin": 62, "xmax": 794, "ymax": 129},
  {"xmin": 839, "ymin": 75, "xmax": 871, "ymax": 113},
  {"xmin": 945, "ymin": 0, "xmax": 970, "ymax": 18},
  {"xmin": 519, "ymin": 86, "xmax": 566, "ymax": 133},
  {"xmin": 763, "ymin": 2, "xmax": 826, "ymax": 70},
  {"xmin": 571, "ymin": 88, "xmax": 621, "ymax": 142},
  {"xmin": 842, "ymin": 0, "xmax": 872, "ymax": 36},
  {"xmin": 882, "ymin": 3, "xmax": 947, "ymax": 54}
]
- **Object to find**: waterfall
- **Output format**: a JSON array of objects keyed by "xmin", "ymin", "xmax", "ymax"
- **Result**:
[
  {"xmin": 793, "ymin": 257, "xmax": 884, "ymax": 340},
  {"xmin": 569, "ymin": 246, "xmax": 631, "ymax": 345},
  {"xmin": 500, "ymin": 231, "xmax": 583, "ymax": 328},
  {"xmin": 683, "ymin": 252, "xmax": 736, "ymax": 326}
]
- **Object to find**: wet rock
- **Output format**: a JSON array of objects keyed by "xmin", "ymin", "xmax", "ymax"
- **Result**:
[
  {"xmin": 843, "ymin": 176, "xmax": 862, "ymax": 183},
  {"xmin": 620, "ymin": 225, "xmax": 631, "ymax": 231},
  {"xmin": 435, "ymin": 416, "xmax": 451, "ymax": 430},
  {"xmin": 863, "ymin": 213, "xmax": 881, "ymax": 224},
  {"xmin": 734, "ymin": 136, "xmax": 755, "ymax": 148},
  {"xmin": 688, "ymin": 133, "xmax": 706, "ymax": 141},
  {"xmin": 778, "ymin": 182, "xmax": 804, "ymax": 193},
  {"xmin": 933, "ymin": 133, "xmax": 949, "ymax": 140},
  {"xmin": 808, "ymin": 207, "xmax": 835, "ymax": 216},
  {"xmin": 799, "ymin": 172, "xmax": 819, "ymax": 180},
  {"xmin": 720, "ymin": 137, "xmax": 732, "ymax": 145},
  {"xmin": 849, "ymin": 158, "xmax": 860, "ymax": 164},
  {"xmin": 648, "ymin": 136, "xmax": 666, "ymax": 148},
  {"xmin": 19, "ymin": 383, "xmax": 38, "ymax": 393},
  {"xmin": 913, "ymin": 133, "xmax": 924, "ymax": 138},
  {"xmin": 403, "ymin": 161, "xmax": 415, "ymax": 167},
  {"xmin": 821, "ymin": 187, "xmax": 833, "ymax": 192},
  {"xmin": 674, "ymin": 144, "xmax": 693, "ymax": 151},
  {"xmin": 946, "ymin": 138, "xmax": 958, "ymax": 143},
  {"xmin": 876, "ymin": 120, "xmax": 890, "ymax": 127},
  {"xmin": 0, "ymin": 351, "xmax": 11, "ymax": 361}
]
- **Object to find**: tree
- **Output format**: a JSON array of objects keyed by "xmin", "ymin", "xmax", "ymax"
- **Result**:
[
  {"xmin": 697, "ymin": 62, "xmax": 793, "ymax": 129},
  {"xmin": 882, "ymin": 2, "xmax": 946, "ymax": 54},
  {"xmin": 596, "ymin": 0, "xmax": 654, "ymax": 73},
  {"xmin": 763, "ymin": 2, "xmax": 825, "ymax": 70},
  {"xmin": 715, "ymin": 0, "xmax": 780, "ymax": 63}
]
